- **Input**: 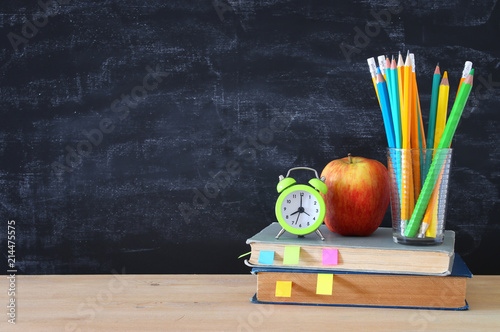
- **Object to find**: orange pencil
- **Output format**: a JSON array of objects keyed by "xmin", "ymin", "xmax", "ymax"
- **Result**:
[
  {"xmin": 409, "ymin": 54, "xmax": 422, "ymax": 201},
  {"xmin": 397, "ymin": 52, "xmax": 405, "ymax": 120},
  {"xmin": 401, "ymin": 51, "xmax": 414, "ymax": 220}
]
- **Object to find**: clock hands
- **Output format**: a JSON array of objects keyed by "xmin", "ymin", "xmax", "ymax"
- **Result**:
[
  {"xmin": 294, "ymin": 212, "xmax": 300, "ymax": 225},
  {"xmin": 289, "ymin": 193, "xmax": 311, "ymax": 224}
]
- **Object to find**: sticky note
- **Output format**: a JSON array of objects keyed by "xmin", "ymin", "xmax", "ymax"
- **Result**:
[
  {"xmin": 322, "ymin": 248, "xmax": 338, "ymax": 265},
  {"xmin": 283, "ymin": 246, "xmax": 300, "ymax": 265},
  {"xmin": 316, "ymin": 273, "xmax": 334, "ymax": 295},
  {"xmin": 258, "ymin": 251, "xmax": 274, "ymax": 265},
  {"xmin": 275, "ymin": 281, "xmax": 292, "ymax": 297}
]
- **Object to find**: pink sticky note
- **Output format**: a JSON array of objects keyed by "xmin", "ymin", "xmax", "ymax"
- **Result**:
[{"xmin": 322, "ymin": 248, "xmax": 338, "ymax": 265}]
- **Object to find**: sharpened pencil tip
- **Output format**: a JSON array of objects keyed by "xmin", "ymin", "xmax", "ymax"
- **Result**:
[
  {"xmin": 376, "ymin": 72, "xmax": 385, "ymax": 84},
  {"xmin": 464, "ymin": 73, "xmax": 473, "ymax": 85},
  {"xmin": 397, "ymin": 52, "xmax": 404, "ymax": 67},
  {"xmin": 434, "ymin": 65, "xmax": 440, "ymax": 75},
  {"xmin": 441, "ymin": 71, "xmax": 449, "ymax": 86},
  {"xmin": 404, "ymin": 54, "xmax": 410, "ymax": 66}
]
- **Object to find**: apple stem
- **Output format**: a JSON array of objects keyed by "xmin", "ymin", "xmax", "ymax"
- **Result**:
[{"xmin": 348, "ymin": 153, "xmax": 353, "ymax": 164}]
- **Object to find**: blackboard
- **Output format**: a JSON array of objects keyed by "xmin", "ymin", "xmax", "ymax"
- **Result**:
[{"xmin": 1, "ymin": 0, "xmax": 499, "ymax": 275}]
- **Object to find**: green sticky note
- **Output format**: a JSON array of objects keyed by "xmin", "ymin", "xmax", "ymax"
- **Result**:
[
  {"xmin": 283, "ymin": 246, "xmax": 300, "ymax": 265},
  {"xmin": 275, "ymin": 281, "xmax": 292, "ymax": 297},
  {"xmin": 316, "ymin": 273, "xmax": 333, "ymax": 295}
]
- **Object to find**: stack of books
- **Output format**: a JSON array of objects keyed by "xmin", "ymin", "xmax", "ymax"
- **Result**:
[{"xmin": 245, "ymin": 222, "xmax": 471, "ymax": 310}]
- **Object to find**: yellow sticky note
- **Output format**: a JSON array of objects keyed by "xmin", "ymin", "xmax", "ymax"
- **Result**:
[
  {"xmin": 283, "ymin": 246, "xmax": 300, "ymax": 265},
  {"xmin": 316, "ymin": 274, "xmax": 333, "ymax": 295},
  {"xmin": 275, "ymin": 281, "xmax": 292, "ymax": 297}
]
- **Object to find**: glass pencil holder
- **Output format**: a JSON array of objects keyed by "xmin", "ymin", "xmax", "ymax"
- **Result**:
[{"xmin": 387, "ymin": 148, "xmax": 453, "ymax": 245}]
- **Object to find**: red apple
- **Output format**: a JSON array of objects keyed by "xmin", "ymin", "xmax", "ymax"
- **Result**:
[{"xmin": 321, "ymin": 154, "xmax": 390, "ymax": 236}]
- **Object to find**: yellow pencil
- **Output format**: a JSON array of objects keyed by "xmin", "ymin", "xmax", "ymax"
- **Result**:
[
  {"xmin": 367, "ymin": 57, "xmax": 381, "ymax": 108},
  {"xmin": 434, "ymin": 72, "xmax": 450, "ymax": 149},
  {"xmin": 424, "ymin": 72, "xmax": 449, "ymax": 237}
]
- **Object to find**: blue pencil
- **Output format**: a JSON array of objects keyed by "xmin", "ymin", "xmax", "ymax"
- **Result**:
[
  {"xmin": 388, "ymin": 58, "xmax": 402, "ymax": 196},
  {"xmin": 376, "ymin": 73, "xmax": 396, "ymax": 148}
]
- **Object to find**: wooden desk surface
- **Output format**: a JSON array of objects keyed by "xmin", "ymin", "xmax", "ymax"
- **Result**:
[{"xmin": 1, "ymin": 275, "xmax": 499, "ymax": 331}]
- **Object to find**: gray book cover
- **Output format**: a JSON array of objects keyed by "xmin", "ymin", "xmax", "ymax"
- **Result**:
[{"xmin": 247, "ymin": 222, "xmax": 455, "ymax": 253}]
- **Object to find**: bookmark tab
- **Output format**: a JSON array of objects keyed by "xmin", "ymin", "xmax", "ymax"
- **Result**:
[
  {"xmin": 258, "ymin": 251, "xmax": 275, "ymax": 265},
  {"xmin": 275, "ymin": 281, "xmax": 292, "ymax": 297},
  {"xmin": 283, "ymin": 246, "xmax": 300, "ymax": 265},
  {"xmin": 316, "ymin": 274, "xmax": 334, "ymax": 295},
  {"xmin": 322, "ymin": 248, "xmax": 338, "ymax": 265}
]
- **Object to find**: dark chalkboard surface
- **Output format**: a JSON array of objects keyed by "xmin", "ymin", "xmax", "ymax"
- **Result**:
[{"xmin": 1, "ymin": 0, "xmax": 499, "ymax": 275}]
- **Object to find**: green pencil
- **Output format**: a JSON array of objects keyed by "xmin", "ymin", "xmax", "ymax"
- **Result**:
[{"xmin": 404, "ymin": 71, "xmax": 474, "ymax": 237}]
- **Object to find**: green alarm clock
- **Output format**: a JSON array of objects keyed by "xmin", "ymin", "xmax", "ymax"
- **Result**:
[{"xmin": 274, "ymin": 167, "xmax": 327, "ymax": 240}]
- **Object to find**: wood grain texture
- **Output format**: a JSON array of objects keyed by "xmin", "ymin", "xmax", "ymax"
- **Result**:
[
  {"xmin": 0, "ymin": 1, "xmax": 499, "ymax": 274},
  {"xmin": 0, "ymin": 275, "xmax": 499, "ymax": 331}
]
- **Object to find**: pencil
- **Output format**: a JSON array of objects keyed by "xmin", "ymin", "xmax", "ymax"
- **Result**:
[
  {"xmin": 427, "ymin": 71, "xmax": 449, "ymax": 237},
  {"xmin": 376, "ymin": 72, "xmax": 396, "ymax": 148},
  {"xmin": 427, "ymin": 64, "xmax": 441, "ymax": 150},
  {"xmin": 378, "ymin": 55, "xmax": 387, "ymax": 81},
  {"xmin": 418, "ymin": 169, "xmax": 443, "ymax": 237},
  {"xmin": 455, "ymin": 61, "xmax": 473, "ymax": 99},
  {"xmin": 367, "ymin": 57, "xmax": 381, "ymax": 108},
  {"xmin": 404, "ymin": 72, "xmax": 474, "ymax": 237},
  {"xmin": 402, "ymin": 51, "xmax": 412, "ymax": 150},
  {"xmin": 401, "ymin": 51, "xmax": 414, "ymax": 221},
  {"xmin": 397, "ymin": 52, "xmax": 405, "ymax": 125},
  {"xmin": 386, "ymin": 56, "xmax": 391, "ymax": 82},
  {"xmin": 386, "ymin": 57, "xmax": 403, "ymax": 201},
  {"xmin": 419, "ymin": 182, "xmax": 437, "ymax": 236},
  {"xmin": 417, "ymin": 91, "xmax": 426, "ymax": 150},
  {"xmin": 438, "ymin": 70, "xmax": 473, "ymax": 148},
  {"xmin": 424, "ymin": 64, "xmax": 441, "ymax": 180},
  {"xmin": 434, "ymin": 72, "xmax": 450, "ymax": 149},
  {"xmin": 390, "ymin": 58, "xmax": 402, "ymax": 148},
  {"xmin": 409, "ymin": 54, "xmax": 422, "ymax": 200},
  {"xmin": 416, "ymin": 85, "xmax": 427, "ymax": 185}
]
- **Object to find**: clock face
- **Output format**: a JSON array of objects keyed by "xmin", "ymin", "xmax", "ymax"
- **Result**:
[{"xmin": 275, "ymin": 184, "xmax": 325, "ymax": 235}]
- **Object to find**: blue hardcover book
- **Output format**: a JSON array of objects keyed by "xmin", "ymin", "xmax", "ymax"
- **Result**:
[{"xmin": 250, "ymin": 254, "xmax": 471, "ymax": 310}]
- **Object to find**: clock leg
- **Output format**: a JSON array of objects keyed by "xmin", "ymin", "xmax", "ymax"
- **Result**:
[
  {"xmin": 275, "ymin": 228, "xmax": 286, "ymax": 239},
  {"xmin": 315, "ymin": 229, "xmax": 325, "ymax": 241}
]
